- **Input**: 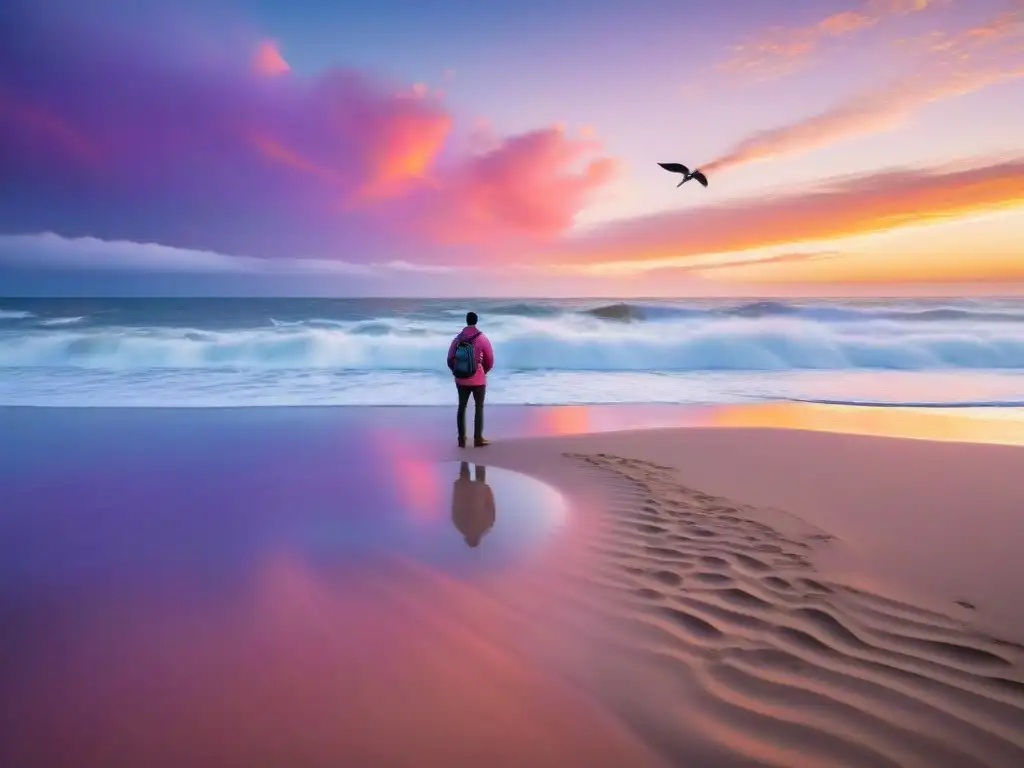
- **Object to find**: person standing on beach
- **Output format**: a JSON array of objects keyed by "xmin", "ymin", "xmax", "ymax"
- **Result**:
[{"xmin": 447, "ymin": 311, "xmax": 494, "ymax": 448}]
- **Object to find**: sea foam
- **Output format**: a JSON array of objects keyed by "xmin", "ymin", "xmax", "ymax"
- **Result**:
[{"xmin": 1, "ymin": 311, "xmax": 1023, "ymax": 371}]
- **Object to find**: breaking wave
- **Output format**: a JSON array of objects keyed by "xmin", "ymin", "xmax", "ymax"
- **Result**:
[{"xmin": 3, "ymin": 313, "xmax": 1024, "ymax": 371}]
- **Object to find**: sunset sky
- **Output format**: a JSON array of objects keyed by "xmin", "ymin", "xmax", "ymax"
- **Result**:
[{"xmin": 1, "ymin": 0, "xmax": 1022, "ymax": 296}]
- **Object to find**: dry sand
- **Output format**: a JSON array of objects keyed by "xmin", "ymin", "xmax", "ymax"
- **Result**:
[{"xmin": 470, "ymin": 425, "xmax": 1024, "ymax": 767}]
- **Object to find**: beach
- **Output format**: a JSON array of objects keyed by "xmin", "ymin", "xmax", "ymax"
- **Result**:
[{"xmin": 2, "ymin": 403, "xmax": 1024, "ymax": 766}]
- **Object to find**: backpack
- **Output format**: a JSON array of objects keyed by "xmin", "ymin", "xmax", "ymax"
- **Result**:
[{"xmin": 451, "ymin": 331, "xmax": 481, "ymax": 379}]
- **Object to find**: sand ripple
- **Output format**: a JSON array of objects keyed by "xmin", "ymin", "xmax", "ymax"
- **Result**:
[{"xmin": 561, "ymin": 452, "xmax": 1024, "ymax": 768}]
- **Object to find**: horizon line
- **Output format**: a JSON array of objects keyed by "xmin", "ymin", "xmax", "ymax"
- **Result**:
[{"xmin": 4, "ymin": 294, "xmax": 1024, "ymax": 301}]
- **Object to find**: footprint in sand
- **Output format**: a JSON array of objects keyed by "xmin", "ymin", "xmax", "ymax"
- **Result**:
[
  {"xmin": 633, "ymin": 587, "xmax": 664, "ymax": 600},
  {"xmin": 564, "ymin": 451, "xmax": 1024, "ymax": 766},
  {"xmin": 733, "ymin": 553, "xmax": 772, "ymax": 573},
  {"xmin": 691, "ymin": 528, "xmax": 719, "ymax": 538},
  {"xmin": 692, "ymin": 572, "xmax": 733, "ymax": 585},
  {"xmin": 634, "ymin": 522, "xmax": 668, "ymax": 534},
  {"xmin": 644, "ymin": 546, "xmax": 690, "ymax": 561},
  {"xmin": 651, "ymin": 570, "xmax": 683, "ymax": 586},
  {"xmin": 698, "ymin": 555, "xmax": 730, "ymax": 568},
  {"xmin": 762, "ymin": 576, "xmax": 794, "ymax": 590}
]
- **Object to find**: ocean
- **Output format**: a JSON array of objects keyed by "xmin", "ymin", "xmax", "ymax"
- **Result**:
[{"xmin": 1, "ymin": 297, "xmax": 1023, "ymax": 408}]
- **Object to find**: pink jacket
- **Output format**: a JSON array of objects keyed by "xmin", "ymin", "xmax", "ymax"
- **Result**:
[{"xmin": 447, "ymin": 326, "xmax": 494, "ymax": 386}]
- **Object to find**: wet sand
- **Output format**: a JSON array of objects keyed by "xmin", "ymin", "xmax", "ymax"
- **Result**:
[
  {"xmin": 0, "ymin": 405, "xmax": 668, "ymax": 768},
  {"xmin": 2, "ymin": 404, "xmax": 1024, "ymax": 766}
]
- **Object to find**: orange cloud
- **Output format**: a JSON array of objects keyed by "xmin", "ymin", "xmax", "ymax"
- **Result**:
[
  {"xmin": 918, "ymin": 2, "xmax": 1023, "ymax": 53},
  {"xmin": 553, "ymin": 157, "xmax": 1024, "ymax": 266},
  {"xmin": 719, "ymin": 0, "xmax": 940, "ymax": 78},
  {"xmin": 704, "ymin": 6, "xmax": 1024, "ymax": 174},
  {"xmin": 253, "ymin": 40, "xmax": 290, "ymax": 76},
  {"xmin": 689, "ymin": 250, "xmax": 844, "ymax": 274},
  {"xmin": 724, "ymin": 247, "xmax": 1024, "ymax": 284},
  {"xmin": 354, "ymin": 109, "xmax": 453, "ymax": 201},
  {"xmin": 246, "ymin": 98, "xmax": 454, "ymax": 206}
]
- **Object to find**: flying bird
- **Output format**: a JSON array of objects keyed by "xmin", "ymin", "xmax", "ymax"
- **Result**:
[{"xmin": 658, "ymin": 162, "xmax": 708, "ymax": 188}]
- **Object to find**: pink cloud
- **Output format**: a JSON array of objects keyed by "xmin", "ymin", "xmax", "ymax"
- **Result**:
[
  {"xmin": 718, "ymin": 0, "xmax": 942, "ymax": 79},
  {"xmin": 703, "ymin": 4, "xmax": 1023, "ymax": 174},
  {"xmin": 0, "ymin": 8, "xmax": 616, "ymax": 264},
  {"xmin": 416, "ymin": 127, "xmax": 619, "ymax": 245}
]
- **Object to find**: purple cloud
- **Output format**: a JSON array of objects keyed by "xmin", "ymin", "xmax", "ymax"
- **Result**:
[{"xmin": 0, "ymin": 2, "xmax": 615, "ymax": 266}]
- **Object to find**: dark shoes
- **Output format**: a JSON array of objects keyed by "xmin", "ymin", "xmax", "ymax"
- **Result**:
[{"xmin": 458, "ymin": 437, "xmax": 490, "ymax": 448}]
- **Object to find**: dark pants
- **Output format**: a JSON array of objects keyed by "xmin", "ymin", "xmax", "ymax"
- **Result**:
[{"xmin": 456, "ymin": 384, "xmax": 486, "ymax": 442}]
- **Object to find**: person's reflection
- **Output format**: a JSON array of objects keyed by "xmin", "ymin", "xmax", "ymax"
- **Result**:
[{"xmin": 451, "ymin": 462, "xmax": 496, "ymax": 548}]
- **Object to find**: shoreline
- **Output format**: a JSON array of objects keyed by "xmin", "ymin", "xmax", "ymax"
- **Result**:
[{"xmin": 4, "ymin": 400, "xmax": 1023, "ymax": 446}]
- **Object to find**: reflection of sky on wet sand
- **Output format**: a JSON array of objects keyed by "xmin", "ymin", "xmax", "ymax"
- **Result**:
[
  {"xmin": 287, "ymin": 461, "xmax": 566, "ymax": 569},
  {"xmin": 0, "ymin": 408, "xmax": 620, "ymax": 767},
  {"xmin": 0, "ymin": 449, "xmax": 559, "ymax": 594},
  {"xmin": 2, "ymin": 402, "xmax": 1023, "ymax": 765},
  {"xmin": 2, "ymin": 553, "xmax": 657, "ymax": 767}
]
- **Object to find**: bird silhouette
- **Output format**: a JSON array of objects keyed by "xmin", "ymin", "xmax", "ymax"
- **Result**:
[{"xmin": 658, "ymin": 162, "xmax": 708, "ymax": 188}]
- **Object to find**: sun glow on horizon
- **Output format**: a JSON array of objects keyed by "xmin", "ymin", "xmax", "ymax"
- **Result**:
[{"xmin": 552, "ymin": 203, "xmax": 1024, "ymax": 288}]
